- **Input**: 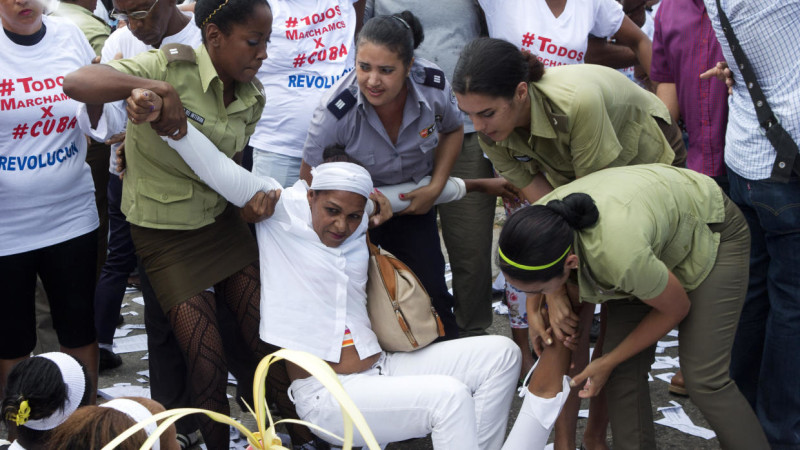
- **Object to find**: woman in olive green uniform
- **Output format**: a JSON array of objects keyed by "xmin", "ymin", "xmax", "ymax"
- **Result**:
[
  {"xmin": 63, "ymin": 0, "xmax": 274, "ymax": 446},
  {"xmin": 497, "ymin": 164, "xmax": 768, "ymax": 450},
  {"xmin": 453, "ymin": 37, "xmax": 685, "ymax": 203}
]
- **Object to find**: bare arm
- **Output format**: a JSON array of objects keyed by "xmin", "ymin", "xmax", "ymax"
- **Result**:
[
  {"xmin": 611, "ymin": 15, "xmax": 652, "ymax": 78},
  {"xmin": 585, "ymin": 15, "xmax": 652, "ymax": 78},
  {"xmin": 353, "ymin": 0, "xmax": 366, "ymax": 35},
  {"xmin": 519, "ymin": 172, "xmax": 555, "ymax": 204},
  {"xmin": 300, "ymin": 159, "xmax": 313, "ymax": 184},
  {"xmin": 571, "ymin": 271, "xmax": 689, "ymax": 397},
  {"xmin": 655, "ymin": 82, "xmax": 680, "ymax": 122}
]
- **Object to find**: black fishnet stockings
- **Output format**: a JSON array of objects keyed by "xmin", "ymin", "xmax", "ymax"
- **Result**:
[
  {"xmin": 169, "ymin": 263, "xmax": 313, "ymax": 448},
  {"xmin": 168, "ymin": 290, "xmax": 230, "ymax": 449}
]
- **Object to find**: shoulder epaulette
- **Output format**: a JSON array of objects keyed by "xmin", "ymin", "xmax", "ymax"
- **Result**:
[
  {"xmin": 327, "ymin": 87, "xmax": 357, "ymax": 120},
  {"xmin": 161, "ymin": 43, "xmax": 196, "ymax": 64},
  {"xmin": 411, "ymin": 66, "xmax": 446, "ymax": 90}
]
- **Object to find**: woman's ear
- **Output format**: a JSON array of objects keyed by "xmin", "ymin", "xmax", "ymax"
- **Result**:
[
  {"xmin": 515, "ymin": 81, "xmax": 528, "ymax": 101},
  {"xmin": 564, "ymin": 253, "xmax": 579, "ymax": 270},
  {"xmin": 406, "ymin": 57, "xmax": 415, "ymax": 77},
  {"xmin": 204, "ymin": 23, "xmax": 221, "ymax": 47}
]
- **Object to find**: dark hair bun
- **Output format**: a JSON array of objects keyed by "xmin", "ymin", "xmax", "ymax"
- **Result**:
[
  {"xmin": 545, "ymin": 193, "xmax": 598, "ymax": 230},
  {"xmin": 394, "ymin": 11, "xmax": 424, "ymax": 49},
  {"xmin": 520, "ymin": 49, "xmax": 545, "ymax": 82}
]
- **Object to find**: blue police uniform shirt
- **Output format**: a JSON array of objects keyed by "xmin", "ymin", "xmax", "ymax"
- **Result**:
[{"xmin": 302, "ymin": 58, "xmax": 463, "ymax": 186}]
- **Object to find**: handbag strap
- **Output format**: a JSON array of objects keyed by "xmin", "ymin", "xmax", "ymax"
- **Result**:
[{"xmin": 714, "ymin": 0, "xmax": 800, "ymax": 182}]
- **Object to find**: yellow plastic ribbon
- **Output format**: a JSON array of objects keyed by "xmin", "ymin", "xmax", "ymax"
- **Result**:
[
  {"xmin": 499, "ymin": 245, "xmax": 571, "ymax": 271},
  {"xmin": 7, "ymin": 400, "xmax": 31, "ymax": 426},
  {"xmin": 102, "ymin": 349, "xmax": 380, "ymax": 450}
]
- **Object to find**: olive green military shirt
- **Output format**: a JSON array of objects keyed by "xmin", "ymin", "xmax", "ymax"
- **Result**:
[
  {"xmin": 536, "ymin": 164, "xmax": 725, "ymax": 303},
  {"xmin": 52, "ymin": 2, "xmax": 110, "ymax": 56},
  {"xmin": 481, "ymin": 64, "xmax": 676, "ymax": 189},
  {"xmin": 109, "ymin": 43, "xmax": 265, "ymax": 230}
]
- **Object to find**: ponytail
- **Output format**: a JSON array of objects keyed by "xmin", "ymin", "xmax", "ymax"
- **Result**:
[{"xmin": 453, "ymin": 37, "xmax": 545, "ymax": 99}]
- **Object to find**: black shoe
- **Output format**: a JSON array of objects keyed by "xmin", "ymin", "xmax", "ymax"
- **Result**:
[{"xmin": 99, "ymin": 348, "xmax": 123, "ymax": 371}]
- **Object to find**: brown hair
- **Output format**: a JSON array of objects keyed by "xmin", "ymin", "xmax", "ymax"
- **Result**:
[{"xmin": 46, "ymin": 397, "xmax": 178, "ymax": 450}]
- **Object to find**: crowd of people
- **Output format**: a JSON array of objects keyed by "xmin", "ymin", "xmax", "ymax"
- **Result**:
[{"xmin": 1, "ymin": 0, "xmax": 798, "ymax": 448}]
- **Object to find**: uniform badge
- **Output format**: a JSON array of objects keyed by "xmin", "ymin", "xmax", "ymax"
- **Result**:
[
  {"xmin": 184, "ymin": 108, "xmax": 205, "ymax": 124},
  {"xmin": 419, "ymin": 123, "xmax": 436, "ymax": 138},
  {"xmin": 327, "ymin": 88, "xmax": 357, "ymax": 120}
]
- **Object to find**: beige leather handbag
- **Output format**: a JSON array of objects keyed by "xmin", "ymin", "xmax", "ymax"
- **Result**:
[{"xmin": 366, "ymin": 238, "xmax": 445, "ymax": 352}]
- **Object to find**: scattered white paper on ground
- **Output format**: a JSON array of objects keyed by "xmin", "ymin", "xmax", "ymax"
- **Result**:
[
  {"xmin": 652, "ymin": 360, "xmax": 673, "ymax": 370},
  {"xmin": 137, "ymin": 370, "xmax": 150, "ymax": 378},
  {"xmin": 141, "ymin": 353, "xmax": 149, "ymax": 360},
  {"xmin": 98, "ymin": 385, "xmax": 151, "ymax": 400},
  {"xmin": 113, "ymin": 334, "xmax": 148, "ymax": 354},
  {"xmin": 657, "ymin": 340, "xmax": 679, "ymax": 348},
  {"xmin": 656, "ymin": 356, "xmax": 681, "ymax": 368},
  {"xmin": 655, "ymin": 372, "xmax": 676, "ymax": 384},
  {"xmin": 122, "ymin": 324, "xmax": 146, "ymax": 330},
  {"xmin": 114, "ymin": 328, "xmax": 133, "ymax": 338},
  {"xmin": 125, "ymin": 286, "xmax": 140, "ymax": 294},
  {"xmin": 594, "ymin": 304, "xmax": 602, "ymax": 314},
  {"xmin": 131, "ymin": 296, "xmax": 145, "ymax": 306},
  {"xmin": 492, "ymin": 300, "xmax": 509, "ymax": 315},
  {"xmin": 655, "ymin": 401, "xmax": 716, "ymax": 439},
  {"xmin": 668, "ymin": 329, "xmax": 679, "ymax": 337},
  {"xmin": 136, "ymin": 378, "xmax": 148, "ymax": 383},
  {"xmin": 121, "ymin": 303, "xmax": 129, "ymax": 308},
  {"xmin": 121, "ymin": 311, "xmax": 139, "ymax": 316},
  {"xmin": 656, "ymin": 346, "xmax": 665, "ymax": 354},
  {"xmin": 228, "ymin": 372, "xmax": 237, "ymax": 386},
  {"xmin": 544, "ymin": 444, "xmax": 554, "ymax": 450},
  {"xmin": 649, "ymin": 372, "xmax": 654, "ymax": 382},
  {"xmin": 578, "ymin": 409, "xmax": 589, "ymax": 418}
]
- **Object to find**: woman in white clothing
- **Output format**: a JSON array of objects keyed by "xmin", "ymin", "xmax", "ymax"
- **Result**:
[{"xmin": 126, "ymin": 98, "xmax": 523, "ymax": 447}]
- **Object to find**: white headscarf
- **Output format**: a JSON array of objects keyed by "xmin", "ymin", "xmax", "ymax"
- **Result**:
[
  {"xmin": 23, "ymin": 353, "xmax": 86, "ymax": 431},
  {"xmin": 101, "ymin": 399, "xmax": 160, "ymax": 450},
  {"xmin": 310, "ymin": 162, "xmax": 374, "ymax": 199}
]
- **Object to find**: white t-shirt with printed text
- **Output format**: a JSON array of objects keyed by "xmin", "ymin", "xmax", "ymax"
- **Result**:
[
  {"xmin": 249, "ymin": 0, "xmax": 358, "ymax": 158},
  {"xmin": 0, "ymin": 16, "xmax": 98, "ymax": 256},
  {"xmin": 479, "ymin": 0, "xmax": 624, "ymax": 67}
]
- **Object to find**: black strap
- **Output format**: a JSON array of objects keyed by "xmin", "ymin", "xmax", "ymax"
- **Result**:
[{"xmin": 714, "ymin": 0, "xmax": 800, "ymax": 182}]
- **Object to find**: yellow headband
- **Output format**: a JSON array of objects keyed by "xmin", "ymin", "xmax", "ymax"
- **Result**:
[
  {"xmin": 201, "ymin": 0, "xmax": 231, "ymax": 29},
  {"xmin": 498, "ymin": 245, "xmax": 571, "ymax": 271}
]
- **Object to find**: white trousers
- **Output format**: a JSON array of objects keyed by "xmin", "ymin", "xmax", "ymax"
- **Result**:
[{"xmin": 289, "ymin": 336, "xmax": 521, "ymax": 450}]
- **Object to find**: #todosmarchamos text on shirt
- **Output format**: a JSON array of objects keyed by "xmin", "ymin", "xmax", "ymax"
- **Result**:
[
  {"xmin": 0, "ymin": 16, "xmax": 99, "ymax": 256},
  {"xmin": 248, "ymin": 0, "xmax": 359, "ymax": 158},
  {"xmin": 478, "ymin": 0, "xmax": 624, "ymax": 67}
]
